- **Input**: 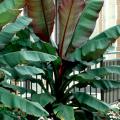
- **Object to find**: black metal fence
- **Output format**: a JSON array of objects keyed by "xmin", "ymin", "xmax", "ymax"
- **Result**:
[
  {"xmin": 9, "ymin": 58, "xmax": 120, "ymax": 103},
  {"xmin": 102, "ymin": 59, "xmax": 120, "ymax": 103}
]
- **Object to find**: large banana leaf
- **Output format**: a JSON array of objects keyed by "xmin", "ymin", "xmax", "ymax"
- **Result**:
[
  {"xmin": 14, "ymin": 66, "xmax": 44, "ymax": 76},
  {"xmin": 3, "ymin": 28, "xmax": 56, "ymax": 55},
  {"xmin": 0, "ymin": 65, "xmax": 44, "ymax": 79},
  {"xmin": 0, "ymin": 51, "xmax": 57, "ymax": 67},
  {"xmin": 0, "ymin": 81, "xmax": 36, "ymax": 94},
  {"xmin": 12, "ymin": 0, "xmax": 25, "ymax": 9},
  {"xmin": 32, "ymin": 93, "xmax": 55, "ymax": 107},
  {"xmin": 74, "ymin": 110, "xmax": 89, "ymax": 120},
  {"xmin": 30, "ymin": 32, "xmax": 56, "ymax": 55},
  {"xmin": 26, "ymin": 0, "xmax": 55, "ymax": 42},
  {"xmin": 74, "ymin": 92, "xmax": 110, "ymax": 112},
  {"xmin": 0, "ymin": 0, "xmax": 25, "ymax": 11},
  {"xmin": 2, "ymin": 17, "xmax": 31, "ymax": 33},
  {"xmin": 0, "ymin": 111, "xmax": 17, "ymax": 120},
  {"xmin": 0, "ymin": 10, "xmax": 21, "ymax": 27},
  {"xmin": 0, "ymin": 87, "xmax": 48, "ymax": 117},
  {"xmin": 67, "ymin": 25, "xmax": 120, "ymax": 61},
  {"xmin": 84, "ymin": 65, "xmax": 120, "ymax": 78},
  {"xmin": 54, "ymin": 104, "xmax": 75, "ymax": 120},
  {"xmin": 66, "ymin": 0, "xmax": 103, "ymax": 56},
  {"xmin": 65, "ymin": 66, "xmax": 120, "ymax": 92},
  {"xmin": 0, "ymin": 0, "xmax": 25, "ymax": 27},
  {"xmin": 92, "ymin": 79, "xmax": 120, "ymax": 90},
  {"xmin": 0, "ymin": 68, "xmax": 12, "ymax": 78},
  {"xmin": 69, "ymin": 75, "xmax": 120, "ymax": 90},
  {"xmin": 0, "ymin": 67, "xmax": 48, "ymax": 93},
  {"xmin": 58, "ymin": 0, "xmax": 85, "ymax": 57},
  {"xmin": 71, "ymin": 66, "xmax": 120, "ymax": 80},
  {"xmin": 0, "ymin": 16, "xmax": 32, "ymax": 49}
]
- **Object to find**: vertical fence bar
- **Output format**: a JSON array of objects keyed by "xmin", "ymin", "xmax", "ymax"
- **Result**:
[
  {"xmin": 36, "ymin": 75, "xmax": 38, "ymax": 94},
  {"xmin": 20, "ymin": 81, "xmax": 22, "ymax": 96},
  {"xmin": 30, "ymin": 81, "xmax": 32, "ymax": 98},
  {"xmin": 25, "ymin": 81, "xmax": 28, "ymax": 99},
  {"xmin": 95, "ymin": 64, "xmax": 98, "ymax": 98},
  {"xmin": 100, "ymin": 61, "xmax": 104, "ymax": 101},
  {"xmin": 41, "ymin": 76, "xmax": 43, "ymax": 93}
]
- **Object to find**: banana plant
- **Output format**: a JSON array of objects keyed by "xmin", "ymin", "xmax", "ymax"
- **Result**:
[{"xmin": 0, "ymin": 0, "xmax": 120, "ymax": 120}]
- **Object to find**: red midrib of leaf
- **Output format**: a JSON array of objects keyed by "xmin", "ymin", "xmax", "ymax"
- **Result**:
[
  {"xmin": 25, "ymin": 0, "xmax": 55, "ymax": 42},
  {"xmin": 40, "ymin": 0, "xmax": 50, "ymax": 41},
  {"xmin": 59, "ymin": 0, "xmax": 74, "ymax": 57}
]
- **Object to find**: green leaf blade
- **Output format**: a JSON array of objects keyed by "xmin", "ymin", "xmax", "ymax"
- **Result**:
[
  {"xmin": 54, "ymin": 104, "xmax": 75, "ymax": 120},
  {"xmin": 67, "ymin": 25, "xmax": 120, "ymax": 62},
  {"xmin": 74, "ymin": 92, "xmax": 110, "ymax": 112},
  {"xmin": 1, "ymin": 51, "xmax": 57, "ymax": 67},
  {"xmin": 92, "ymin": 80, "xmax": 120, "ymax": 90},
  {"xmin": 67, "ymin": 0, "xmax": 103, "ymax": 55},
  {"xmin": 0, "ymin": 87, "xmax": 48, "ymax": 117},
  {"xmin": 71, "ymin": 66, "xmax": 120, "ymax": 82},
  {"xmin": 0, "ymin": 16, "xmax": 32, "ymax": 49},
  {"xmin": 2, "ymin": 16, "xmax": 32, "ymax": 33},
  {"xmin": 0, "ymin": 0, "xmax": 25, "ymax": 13},
  {"xmin": 0, "ymin": 81, "xmax": 36, "ymax": 94},
  {"xmin": 32, "ymin": 93, "xmax": 56, "ymax": 107},
  {"xmin": 14, "ymin": 66, "xmax": 44, "ymax": 76},
  {"xmin": 0, "ymin": 10, "xmax": 21, "ymax": 27}
]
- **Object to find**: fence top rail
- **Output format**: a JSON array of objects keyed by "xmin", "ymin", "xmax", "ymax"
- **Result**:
[
  {"xmin": 103, "ymin": 59, "xmax": 120, "ymax": 62},
  {"xmin": 105, "ymin": 51, "xmax": 120, "ymax": 54},
  {"xmin": 103, "ymin": 51, "xmax": 120, "ymax": 61}
]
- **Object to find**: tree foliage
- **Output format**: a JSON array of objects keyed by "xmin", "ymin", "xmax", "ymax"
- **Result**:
[{"xmin": 0, "ymin": 0, "xmax": 120, "ymax": 120}]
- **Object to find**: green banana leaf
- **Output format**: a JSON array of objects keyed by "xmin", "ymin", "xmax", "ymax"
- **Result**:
[
  {"xmin": 0, "ymin": 87, "xmax": 48, "ymax": 117},
  {"xmin": 74, "ymin": 110, "xmax": 88, "ymax": 120},
  {"xmin": 58, "ymin": 0, "xmax": 85, "ymax": 57},
  {"xmin": 68, "ymin": 77, "xmax": 120, "ymax": 90},
  {"xmin": 54, "ymin": 104, "xmax": 75, "ymax": 120},
  {"xmin": 32, "ymin": 93, "xmax": 56, "ymax": 107},
  {"xmin": 83, "ymin": 65, "xmax": 120, "ymax": 78},
  {"xmin": 0, "ymin": 16, "xmax": 32, "ymax": 49},
  {"xmin": 2, "ymin": 16, "xmax": 31, "ymax": 33},
  {"xmin": 66, "ymin": 66, "xmax": 120, "ymax": 92},
  {"xmin": 0, "ymin": 29, "xmax": 39, "ymax": 53},
  {"xmin": 0, "ymin": 107, "xmax": 28, "ymax": 120},
  {"xmin": 0, "ymin": 65, "xmax": 44, "ymax": 80},
  {"xmin": 67, "ymin": 25, "xmax": 120, "ymax": 62},
  {"xmin": 0, "ymin": 51, "xmax": 57, "ymax": 67},
  {"xmin": 0, "ymin": 0, "xmax": 24, "ymax": 11},
  {"xmin": 14, "ymin": 66, "xmax": 44, "ymax": 76},
  {"xmin": 91, "ymin": 79, "xmax": 120, "ymax": 89},
  {"xmin": 26, "ymin": 0, "xmax": 55, "ymax": 42},
  {"xmin": 0, "ymin": 68, "xmax": 13, "ymax": 78},
  {"xmin": 0, "ymin": 66, "xmax": 48, "ymax": 93},
  {"xmin": 69, "ymin": 66, "xmax": 120, "ymax": 82},
  {"xmin": 66, "ymin": 0, "xmax": 103, "ymax": 56},
  {"xmin": 0, "ymin": 112, "xmax": 16, "ymax": 120},
  {"xmin": 0, "ymin": 0, "xmax": 25, "ymax": 27},
  {"xmin": 74, "ymin": 92, "xmax": 110, "ymax": 112},
  {"xmin": 30, "ymin": 32, "xmax": 56, "ymax": 55},
  {"xmin": 0, "ymin": 10, "xmax": 21, "ymax": 27},
  {"xmin": 0, "ymin": 81, "xmax": 36, "ymax": 94},
  {"xmin": 12, "ymin": 0, "xmax": 25, "ymax": 9}
]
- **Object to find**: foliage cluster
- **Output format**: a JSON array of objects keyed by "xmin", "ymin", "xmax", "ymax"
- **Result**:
[{"xmin": 0, "ymin": 0, "xmax": 120, "ymax": 120}]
